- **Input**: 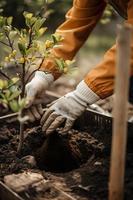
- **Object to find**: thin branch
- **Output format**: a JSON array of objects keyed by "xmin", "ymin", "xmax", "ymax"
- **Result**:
[
  {"xmin": 4, "ymin": 31, "xmax": 19, "ymax": 68},
  {"xmin": 17, "ymin": 58, "xmax": 26, "ymax": 153},
  {"xmin": 5, "ymin": 33, "xmax": 19, "ymax": 67},
  {"xmin": 25, "ymin": 56, "xmax": 44, "ymax": 75},
  {"xmin": 17, "ymin": 111, "xmax": 24, "ymax": 154},
  {"xmin": 5, "ymin": 31, "xmax": 14, "ymax": 51},
  {"xmin": 0, "ymin": 41, "xmax": 18, "ymax": 68},
  {"xmin": 0, "ymin": 69, "xmax": 10, "ymax": 80},
  {"xmin": 27, "ymin": 26, "xmax": 33, "ymax": 50},
  {"xmin": 0, "ymin": 40, "xmax": 10, "ymax": 47},
  {"xmin": 25, "ymin": 57, "xmax": 45, "ymax": 84},
  {"xmin": 25, "ymin": 63, "xmax": 31, "ymax": 75}
]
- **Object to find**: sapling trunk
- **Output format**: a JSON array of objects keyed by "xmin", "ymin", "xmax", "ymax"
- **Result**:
[
  {"xmin": 0, "ymin": 12, "xmax": 72, "ymax": 155},
  {"xmin": 17, "ymin": 111, "xmax": 25, "ymax": 153},
  {"xmin": 17, "ymin": 61, "xmax": 26, "ymax": 154}
]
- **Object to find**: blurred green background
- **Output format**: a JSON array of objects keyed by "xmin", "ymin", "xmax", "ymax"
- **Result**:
[
  {"xmin": 0, "ymin": 0, "xmax": 124, "ymax": 89},
  {"xmin": 0, "ymin": 0, "xmax": 121, "ymax": 52},
  {"xmin": 0, "ymin": 0, "xmax": 72, "ymax": 30}
]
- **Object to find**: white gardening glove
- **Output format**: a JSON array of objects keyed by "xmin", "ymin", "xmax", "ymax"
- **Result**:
[
  {"xmin": 25, "ymin": 71, "xmax": 54, "ymax": 122},
  {"xmin": 41, "ymin": 80, "xmax": 100, "ymax": 135}
]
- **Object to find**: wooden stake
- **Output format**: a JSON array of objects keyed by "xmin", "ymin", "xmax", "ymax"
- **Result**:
[{"xmin": 109, "ymin": 24, "xmax": 132, "ymax": 200}]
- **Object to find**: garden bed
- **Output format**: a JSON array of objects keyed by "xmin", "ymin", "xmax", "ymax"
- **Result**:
[{"xmin": 0, "ymin": 93, "xmax": 133, "ymax": 200}]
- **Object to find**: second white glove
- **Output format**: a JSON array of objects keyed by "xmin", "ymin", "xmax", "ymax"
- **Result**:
[{"xmin": 41, "ymin": 80, "xmax": 100, "ymax": 135}]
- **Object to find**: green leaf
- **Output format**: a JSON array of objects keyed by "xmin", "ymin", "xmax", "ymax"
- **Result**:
[
  {"xmin": 52, "ymin": 34, "xmax": 63, "ymax": 44},
  {"xmin": 0, "ymin": 32, "xmax": 4, "ymax": 40},
  {"xmin": 5, "ymin": 90, "xmax": 11, "ymax": 99},
  {"xmin": 9, "ymin": 100, "xmax": 19, "ymax": 112},
  {"xmin": 33, "ymin": 18, "xmax": 46, "ymax": 31},
  {"xmin": 38, "ymin": 27, "xmax": 47, "ymax": 37},
  {"xmin": 52, "ymin": 34, "xmax": 57, "ymax": 44},
  {"xmin": 0, "ymin": 79, "xmax": 8, "ymax": 89},
  {"xmin": 14, "ymin": 28, "xmax": 21, "ymax": 36},
  {"xmin": 7, "ymin": 17, "xmax": 13, "ymax": 26},
  {"xmin": 0, "ymin": 93, "xmax": 6, "ymax": 100},
  {"xmin": 18, "ymin": 97, "xmax": 26, "ymax": 110},
  {"xmin": 100, "ymin": 18, "xmax": 110, "ymax": 25},
  {"xmin": 55, "ymin": 58, "xmax": 65, "ymax": 72},
  {"xmin": 0, "ymin": 16, "xmax": 4, "ymax": 28},
  {"xmin": 8, "ymin": 90, "xmax": 21, "ymax": 101},
  {"xmin": 9, "ymin": 85, "xmax": 19, "ymax": 93},
  {"xmin": 18, "ymin": 42, "xmax": 26, "ymax": 55},
  {"xmin": 0, "ymin": 79, "xmax": 4, "ymax": 89},
  {"xmin": 29, "ymin": 17, "xmax": 37, "ymax": 26},
  {"xmin": 23, "ymin": 12, "xmax": 33, "ymax": 19},
  {"xmin": 21, "ymin": 29, "xmax": 27, "ymax": 37},
  {"xmin": 23, "ymin": 12, "xmax": 33, "ymax": 27},
  {"xmin": 0, "ymin": 98, "xmax": 8, "ymax": 106},
  {"xmin": 11, "ymin": 77, "xmax": 19, "ymax": 84},
  {"xmin": 9, "ymin": 30, "xmax": 17, "ymax": 39},
  {"xmin": 3, "ymin": 25, "xmax": 11, "ymax": 33},
  {"xmin": 7, "ymin": 78, "xmax": 19, "ymax": 89},
  {"xmin": 0, "ymin": 9, "xmax": 3, "ymax": 14},
  {"xmin": 27, "ymin": 47, "xmax": 36, "ymax": 55},
  {"xmin": 25, "ymin": 18, "xmax": 31, "ymax": 27}
]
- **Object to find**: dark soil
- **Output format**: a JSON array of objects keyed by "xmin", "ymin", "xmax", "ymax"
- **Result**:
[{"xmin": 0, "ymin": 118, "xmax": 133, "ymax": 200}]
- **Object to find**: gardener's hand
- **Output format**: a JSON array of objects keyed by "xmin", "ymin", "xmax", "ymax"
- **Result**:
[
  {"xmin": 25, "ymin": 71, "xmax": 54, "ymax": 122},
  {"xmin": 25, "ymin": 71, "xmax": 54, "ymax": 107},
  {"xmin": 41, "ymin": 80, "xmax": 100, "ymax": 135},
  {"xmin": 24, "ymin": 104, "xmax": 43, "ymax": 122}
]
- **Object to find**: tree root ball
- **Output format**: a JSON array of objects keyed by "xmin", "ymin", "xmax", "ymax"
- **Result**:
[{"xmin": 35, "ymin": 129, "xmax": 104, "ymax": 172}]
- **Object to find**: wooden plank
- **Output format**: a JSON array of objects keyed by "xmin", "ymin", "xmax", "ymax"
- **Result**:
[{"xmin": 109, "ymin": 24, "xmax": 133, "ymax": 200}]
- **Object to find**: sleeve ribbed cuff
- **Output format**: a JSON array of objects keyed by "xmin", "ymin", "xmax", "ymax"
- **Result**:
[{"xmin": 75, "ymin": 80, "xmax": 100, "ymax": 105}]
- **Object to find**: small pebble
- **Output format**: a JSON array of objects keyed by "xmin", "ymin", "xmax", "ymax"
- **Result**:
[
  {"xmin": 21, "ymin": 155, "xmax": 37, "ymax": 168},
  {"xmin": 94, "ymin": 161, "xmax": 102, "ymax": 166}
]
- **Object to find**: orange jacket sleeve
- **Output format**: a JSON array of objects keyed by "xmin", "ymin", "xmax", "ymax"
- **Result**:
[
  {"xmin": 41, "ymin": 0, "xmax": 106, "ymax": 79},
  {"xmin": 84, "ymin": 0, "xmax": 133, "ymax": 99}
]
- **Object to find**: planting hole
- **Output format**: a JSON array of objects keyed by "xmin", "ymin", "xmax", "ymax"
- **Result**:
[{"xmin": 35, "ymin": 129, "xmax": 104, "ymax": 173}]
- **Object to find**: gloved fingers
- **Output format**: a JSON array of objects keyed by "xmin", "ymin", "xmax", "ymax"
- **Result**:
[
  {"xmin": 24, "ymin": 109, "xmax": 36, "ymax": 122},
  {"xmin": 40, "ymin": 108, "xmax": 54, "ymax": 125},
  {"xmin": 30, "ymin": 106, "xmax": 41, "ymax": 120},
  {"xmin": 31, "ymin": 91, "xmax": 46, "ymax": 105},
  {"xmin": 42, "ymin": 112, "xmax": 59, "ymax": 132},
  {"xmin": 62, "ymin": 118, "xmax": 75, "ymax": 133},
  {"xmin": 36, "ymin": 104, "xmax": 44, "ymax": 116},
  {"xmin": 45, "ymin": 116, "xmax": 66, "ymax": 136},
  {"xmin": 23, "ymin": 105, "xmax": 43, "ymax": 123},
  {"xmin": 25, "ymin": 97, "xmax": 35, "ymax": 108}
]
